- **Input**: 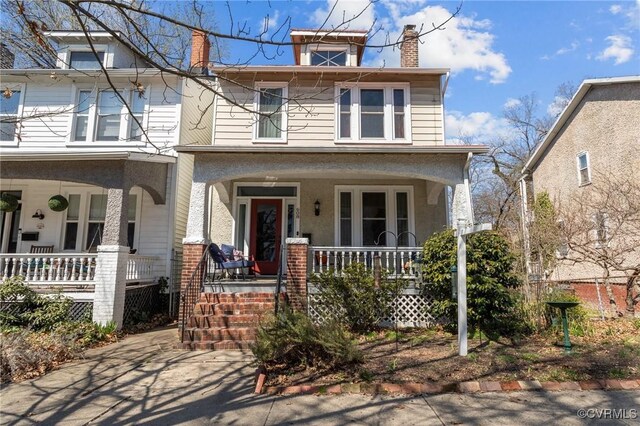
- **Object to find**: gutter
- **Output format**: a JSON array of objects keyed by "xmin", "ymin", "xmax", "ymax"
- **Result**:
[
  {"xmin": 175, "ymin": 145, "xmax": 490, "ymax": 154},
  {"xmin": 0, "ymin": 150, "xmax": 177, "ymax": 163}
]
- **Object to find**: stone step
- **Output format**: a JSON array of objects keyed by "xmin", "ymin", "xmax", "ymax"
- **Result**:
[
  {"xmin": 183, "ymin": 327, "xmax": 256, "ymax": 342},
  {"xmin": 188, "ymin": 314, "xmax": 262, "ymax": 328},
  {"xmin": 177, "ymin": 340, "xmax": 254, "ymax": 351},
  {"xmin": 193, "ymin": 302, "xmax": 275, "ymax": 316}
]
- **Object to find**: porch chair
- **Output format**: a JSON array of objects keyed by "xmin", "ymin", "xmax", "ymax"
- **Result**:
[
  {"xmin": 20, "ymin": 245, "xmax": 55, "ymax": 277},
  {"xmin": 207, "ymin": 243, "xmax": 255, "ymax": 282},
  {"xmin": 29, "ymin": 245, "xmax": 54, "ymax": 254}
]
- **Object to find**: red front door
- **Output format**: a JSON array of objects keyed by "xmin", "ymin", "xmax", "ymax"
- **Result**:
[{"xmin": 249, "ymin": 199, "xmax": 282, "ymax": 275}]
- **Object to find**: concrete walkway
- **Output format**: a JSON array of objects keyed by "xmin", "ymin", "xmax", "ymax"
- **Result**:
[{"xmin": 0, "ymin": 326, "xmax": 638, "ymax": 425}]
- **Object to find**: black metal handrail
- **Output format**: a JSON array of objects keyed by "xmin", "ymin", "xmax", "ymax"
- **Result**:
[
  {"xmin": 274, "ymin": 242, "xmax": 286, "ymax": 315},
  {"xmin": 179, "ymin": 243, "xmax": 212, "ymax": 343}
]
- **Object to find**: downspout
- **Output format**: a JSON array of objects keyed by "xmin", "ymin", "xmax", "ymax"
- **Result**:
[{"xmin": 463, "ymin": 152, "xmax": 474, "ymax": 224}]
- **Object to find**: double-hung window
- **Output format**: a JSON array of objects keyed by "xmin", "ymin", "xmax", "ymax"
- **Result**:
[
  {"xmin": 63, "ymin": 195, "xmax": 81, "ymax": 250},
  {"xmin": 254, "ymin": 83, "xmax": 287, "ymax": 142},
  {"xmin": 85, "ymin": 194, "xmax": 137, "ymax": 250},
  {"xmin": 577, "ymin": 152, "xmax": 591, "ymax": 186},
  {"xmin": 336, "ymin": 84, "xmax": 410, "ymax": 142},
  {"xmin": 0, "ymin": 87, "xmax": 23, "ymax": 142},
  {"xmin": 96, "ymin": 90, "xmax": 124, "ymax": 141}
]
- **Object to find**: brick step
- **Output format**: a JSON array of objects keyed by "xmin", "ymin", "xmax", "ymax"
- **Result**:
[
  {"xmin": 193, "ymin": 302, "xmax": 275, "ymax": 316},
  {"xmin": 199, "ymin": 292, "xmax": 282, "ymax": 304},
  {"xmin": 177, "ymin": 340, "xmax": 254, "ymax": 351},
  {"xmin": 183, "ymin": 327, "xmax": 256, "ymax": 342},
  {"xmin": 188, "ymin": 314, "xmax": 262, "ymax": 328}
]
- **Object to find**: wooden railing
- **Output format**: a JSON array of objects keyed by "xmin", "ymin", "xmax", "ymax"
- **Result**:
[
  {"xmin": 310, "ymin": 246, "xmax": 423, "ymax": 278},
  {"xmin": 126, "ymin": 255, "xmax": 158, "ymax": 283},
  {"xmin": 0, "ymin": 253, "xmax": 97, "ymax": 283}
]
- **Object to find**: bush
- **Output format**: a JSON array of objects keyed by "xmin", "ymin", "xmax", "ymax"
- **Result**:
[
  {"xmin": 311, "ymin": 262, "xmax": 404, "ymax": 333},
  {"xmin": 252, "ymin": 308, "xmax": 362, "ymax": 369},
  {"xmin": 421, "ymin": 230, "xmax": 525, "ymax": 337}
]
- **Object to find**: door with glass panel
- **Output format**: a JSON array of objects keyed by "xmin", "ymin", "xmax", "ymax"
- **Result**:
[
  {"xmin": 249, "ymin": 199, "xmax": 282, "ymax": 275},
  {"xmin": 0, "ymin": 191, "xmax": 22, "ymax": 253}
]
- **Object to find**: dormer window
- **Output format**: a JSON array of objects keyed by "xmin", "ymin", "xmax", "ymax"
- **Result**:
[
  {"xmin": 311, "ymin": 50, "xmax": 347, "ymax": 66},
  {"xmin": 69, "ymin": 51, "xmax": 105, "ymax": 69}
]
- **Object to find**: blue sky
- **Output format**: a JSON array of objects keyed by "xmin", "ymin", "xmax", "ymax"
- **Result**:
[{"xmin": 221, "ymin": 0, "xmax": 639, "ymax": 142}]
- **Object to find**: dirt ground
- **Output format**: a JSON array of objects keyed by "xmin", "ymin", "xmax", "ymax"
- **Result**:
[{"xmin": 266, "ymin": 318, "xmax": 640, "ymax": 387}]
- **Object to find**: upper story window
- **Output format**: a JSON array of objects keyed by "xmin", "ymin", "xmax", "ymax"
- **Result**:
[
  {"xmin": 577, "ymin": 152, "xmax": 591, "ymax": 186},
  {"xmin": 0, "ymin": 88, "xmax": 22, "ymax": 142},
  {"xmin": 335, "ymin": 84, "xmax": 410, "ymax": 142},
  {"xmin": 72, "ymin": 87, "xmax": 148, "ymax": 143},
  {"xmin": 311, "ymin": 50, "xmax": 347, "ymax": 66},
  {"xmin": 69, "ymin": 51, "xmax": 105, "ymax": 69},
  {"xmin": 254, "ymin": 83, "xmax": 288, "ymax": 142}
]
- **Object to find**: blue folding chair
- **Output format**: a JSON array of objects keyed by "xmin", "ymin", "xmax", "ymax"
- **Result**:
[{"xmin": 208, "ymin": 243, "xmax": 255, "ymax": 282}]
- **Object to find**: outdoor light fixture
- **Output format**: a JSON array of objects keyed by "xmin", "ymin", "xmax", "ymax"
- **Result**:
[
  {"xmin": 450, "ymin": 264, "xmax": 458, "ymax": 300},
  {"xmin": 32, "ymin": 209, "xmax": 45, "ymax": 220},
  {"xmin": 314, "ymin": 200, "xmax": 321, "ymax": 216}
]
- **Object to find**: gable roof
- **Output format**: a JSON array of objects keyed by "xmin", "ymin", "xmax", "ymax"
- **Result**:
[{"xmin": 522, "ymin": 75, "xmax": 640, "ymax": 174}]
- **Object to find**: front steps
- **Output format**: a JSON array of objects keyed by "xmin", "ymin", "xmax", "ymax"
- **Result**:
[{"xmin": 179, "ymin": 292, "xmax": 277, "ymax": 350}]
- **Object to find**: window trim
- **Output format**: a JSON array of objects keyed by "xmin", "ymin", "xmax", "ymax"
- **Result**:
[
  {"xmin": 334, "ymin": 83, "xmax": 411, "ymax": 144},
  {"xmin": 67, "ymin": 85, "xmax": 150, "ymax": 146},
  {"xmin": 576, "ymin": 151, "xmax": 591, "ymax": 186},
  {"xmin": 57, "ymin": 44, "xmax": 112, "ymax": 69},
  {"xmin": 334, "ymin": 185, "xmax": 415, "ymax": 247},
  {"xmin": 0, "ymin": 83, "xmax": 25, "ymax": 147},
  {"xmin": 304, "ymin": 43, "xmax": 353, "ymax": 66},
  {"xmin": 252, "ymin": 82, "xmax": 288, "ymax": 143}
]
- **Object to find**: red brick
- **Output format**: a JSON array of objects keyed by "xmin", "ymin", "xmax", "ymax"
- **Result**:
[
  {"xmin": 619, "ymin": 380, "xmax": 640, "ymax": 390},
  {"xmin": 401, "ymin": 383, "xmax": 426, "ymax": 394},
  {"xmin": 458, "ymin": 381, "xmax": 481, "ymax": 393},
  {"xmin": 381, "ymin": 383, "xmax": 403, "ymax": 393},
  {"xmin": 479, "ymin": 381, "xmax": 503, "ymax": 392},
  {"xmin": 579, "ymin": 380, "xmax": 605, "ymax": 390},
  {"xmin": 501, "ymin": 381, "xmax": 521, "ymax": 391},
  {"xmin": 326, "ymin": 384, "xmax": 342, "ymax": 394},
  {"xmin": 423, "ymin": 382, "xmax": 444, "ymax": 394},
  {"xmin": 604, "ymin": 379, "xmax": 624, "ymax": 390}
]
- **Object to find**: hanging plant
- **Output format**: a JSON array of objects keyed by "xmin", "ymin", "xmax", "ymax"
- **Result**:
[
  {"xmin": 48, "ymin": 195, "xmax": 69, "ymax": 212},
  {"xmin": 0, "ymin": 193, "xmax": 19, "ymax": 212}
]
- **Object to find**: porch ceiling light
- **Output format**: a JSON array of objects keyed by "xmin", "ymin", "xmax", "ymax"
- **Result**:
[
  {"xmin": 314, "ymin": 200, "xmax": 321, "ymax": 216},
  {"xmin": 32, "ymin": 209, "xmax": 45, "ymax": 220}
]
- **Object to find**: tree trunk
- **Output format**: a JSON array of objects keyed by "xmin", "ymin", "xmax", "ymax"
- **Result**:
[
  {"xmin": 603, "ymin": 270, "xmax": 618, "ymax": 317},
  {"xmin": 625, "ymin": 267, "xmax": 639, "ymax": 317}
]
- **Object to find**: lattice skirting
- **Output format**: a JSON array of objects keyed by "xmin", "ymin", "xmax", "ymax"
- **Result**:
[
  {"xmin": 0, "ymin": 300, "xmax": 93, "ymax": 322},
  {"xmin": 123, "ymin": 283, "xmax": 161, "ymax": 325},
  {"xmin": 307, "ymin": 288, "xmax": 436, "ymax": 328}
]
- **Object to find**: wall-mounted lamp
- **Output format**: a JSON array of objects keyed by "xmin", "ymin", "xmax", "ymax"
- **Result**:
[
  {"xmin": 314, "ymin": 200, "xmax": 321, "ymax": 216},
  {"xmin": 32, "ymin": 209, "xmax": 45, "ymax": 220}
]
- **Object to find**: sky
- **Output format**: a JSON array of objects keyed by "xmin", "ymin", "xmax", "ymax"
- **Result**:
[{"xmin": 220, "ymin": 0, "xmax": 640, "ymax": 144}]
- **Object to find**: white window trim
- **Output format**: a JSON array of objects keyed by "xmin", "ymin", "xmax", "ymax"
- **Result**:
[
  {"xmin": 0, "ymin": 83, "xmax": 26, "ymax": 147},
  {"xmin": 334, "ymin": 82, "xmax": 411, "ymax": 144},
  {"xmin": 302, "ymin": 43, "xmax": 354, "ymax": 66},
  {"xmin": 57, "ymin": 44, "xmax": 113, "ymax": 69},
  {"xmin": 334, "ymin": 185, "xmax": 415, "ymax": 246},
  {"xmin": 576, "ymin": 151, "xmax": 591, "ymax": 187},
  {"xmin": 66, "ymin": 85, "xmax": 150, "ymax": 147},
  {"xmin": 252, "ymin": 82, "xmax": 288, "ymax": 144}
]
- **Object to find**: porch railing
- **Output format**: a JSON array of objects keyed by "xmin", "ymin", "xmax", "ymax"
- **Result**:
[
  {"xmin": 0, "ymin": 253, "xmax": 97, "ymax": 283},
  {"xmin": 310, "ymin": 246, "xmax": 423, "ymax": 278},
  {"xmin": 126, "ymin": 255, "xmax": 158, "ymax": 283}
]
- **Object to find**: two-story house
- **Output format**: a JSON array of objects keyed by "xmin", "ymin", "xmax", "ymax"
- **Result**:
[
  {"xmin": 176, "ymin": 27, "xmax": 488, "ymax": 348},
  {"xmin": 0, "ymin": 32, "xmax": 194, "ymax": 326}
]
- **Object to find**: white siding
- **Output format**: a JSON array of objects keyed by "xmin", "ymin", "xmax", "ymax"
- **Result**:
[{"xmin": 173, "ymin": 154, "xmax": 194, "ymax": 250}]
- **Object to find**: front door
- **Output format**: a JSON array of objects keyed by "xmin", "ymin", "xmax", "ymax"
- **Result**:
[{"xmin": 250, "ymin": 199, "xmax": 282, "ymax": 275}]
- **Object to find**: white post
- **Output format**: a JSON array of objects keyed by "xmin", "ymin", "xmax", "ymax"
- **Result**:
[{"xmin": 457, "ymin": 218, "xmax": 468, "ymax": 356}]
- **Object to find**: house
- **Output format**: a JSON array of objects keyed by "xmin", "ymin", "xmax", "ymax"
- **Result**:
[
  {"xmin": 0, "ymin": 32, "xmax": 195, "ymax": 327},
  {"xmin": 176, "ymin": 26, "xmax": 488, "ymax": 348},
  {"xmin": 520, "ymin": 76, "xmax": 640, "ymax": 289}
]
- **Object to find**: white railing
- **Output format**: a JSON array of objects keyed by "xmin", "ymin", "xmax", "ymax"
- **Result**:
[
  {"xmin": 126, "ymin": 255, "xmax": 158, "ymax": 283},
  {"xmin": 0, "ymin": 253, "xmax": 97, "ymax": 284},
  {"xmin": 310, "ymin": 246, "xmax": 423, "ymax": 278}
]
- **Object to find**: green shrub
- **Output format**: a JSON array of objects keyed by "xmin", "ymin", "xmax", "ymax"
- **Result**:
[
  {"xmin": 311, "ymin": 262, "xmax": 404, "ymax": 333},
  {"xmin": 252, "ymin": 308, "xmax": 362, "ymax": 369},
  {"xmin": 421, "ymin": 230, "xmax": 524, "ymax": 337}
]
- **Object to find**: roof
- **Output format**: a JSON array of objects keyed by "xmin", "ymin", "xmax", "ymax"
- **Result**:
[
  {"xmin": 522, "ymin": 75, "xmax": 640, "ymax": 174},
  {"xmin": 210, "ymin": 65, "xmax": 449, "ymax": 75},
  {"xmin": 43, "ymin": 31, "xmax": 123, "ymax": 42},
  {"xmin": 175, "ymin": 145, "xmax": 489, "ymax": 155}
]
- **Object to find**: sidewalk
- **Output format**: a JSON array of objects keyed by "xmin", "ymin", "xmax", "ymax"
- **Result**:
[{"xmin": 1, "ymin": 326, "xmax": 638, "ymax": 425}]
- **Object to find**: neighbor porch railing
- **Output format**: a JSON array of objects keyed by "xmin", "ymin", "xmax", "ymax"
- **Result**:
[
  {"xmin": 0, "ymin": 253, "xmax": 159, "ymax": 285},
  {"xmin": 309, "ymin": 246, "xmax": 423, "ymax": 278}
]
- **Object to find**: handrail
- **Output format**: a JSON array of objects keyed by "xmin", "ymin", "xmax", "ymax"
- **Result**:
[
  {"xmin": 179, "ymin": 243, "xmax": 212, "ymax": 343},
  {"xmin": 274, "ymin": 242, "xmax": 286, "ymax": 315}
]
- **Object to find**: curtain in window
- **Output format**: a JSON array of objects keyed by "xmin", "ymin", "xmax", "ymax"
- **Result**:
[{"xmin": 258, "ymin": 88, "xmax": 283, "ymax": 138}]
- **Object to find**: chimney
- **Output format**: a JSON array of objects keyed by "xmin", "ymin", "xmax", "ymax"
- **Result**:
[
  {"xmin": 400, "ymin": 24, "xmax": 419, "ymax": 67},
  {"xmin": 190, "ymin": 30, "xmax": 210, "ymax": 73},
  {"xmin": 0, "ymin": 43, "xmax": 15, "ymax": 69}
]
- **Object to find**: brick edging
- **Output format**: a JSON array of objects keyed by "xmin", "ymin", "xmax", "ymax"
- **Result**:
[{"xmin": 260, "ymin": 378, "xmax": 640, "ymax": 396}]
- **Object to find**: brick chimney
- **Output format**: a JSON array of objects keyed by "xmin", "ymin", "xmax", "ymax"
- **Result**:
[
  {"xmin": 0, "ymin": 43, "xmax": 15, "ymax": 69},
  {"xmin": 190, "ymin": 30, "xmax": 210, "ymax": 73},
  {"xmin": 400, "ymin": 24, "xmax": 419, "ymax": 67}
]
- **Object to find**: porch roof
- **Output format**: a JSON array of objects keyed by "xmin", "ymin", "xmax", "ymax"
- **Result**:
[
  {"xmin": 175, "ymin": 145, "xmax": 489, "ymax": 155},
  {"xmin": 0, "ymin": 150, "xmax": 176, "ymax": 163}
]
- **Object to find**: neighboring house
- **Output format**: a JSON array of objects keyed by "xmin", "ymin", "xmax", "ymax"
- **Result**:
[
  {"xmin": 520, "ymin": 76, "xmax": 640, "ymax": 282},
  {"xmin": 176, "ymin": 27, "xmax": 488, "ymax": 348},
  {"xmin": 0, "ymin": 32, "xmax": 193, "ymax": 326}
]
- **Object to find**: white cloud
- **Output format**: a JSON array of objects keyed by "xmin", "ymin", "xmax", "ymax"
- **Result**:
[
  {"xmin": 547, "ymin": 95, "xmax": 570, "ymax": 117},
  {"xmin": 503, "ymin": 98, "xmax": 521, "ymax": 108},
  {"xmin": 373, "ymin": 5, "xmax": 511, "ymax": 83},
  {"xmin": 445, "ymin": 110, "xmax": 511, "ymax": 144},
  {"xmin": 610, "ymin": 4, "xmax": 623, "ymax": 15},
  {"xmin": 311, "ymin": 0, "xmax": 378, "ymax": 30},
  {"xmin": 597, "ymin": 34, "xmax": 634, "ymax": 64},
  {"xmin": 555, "ymin": 41, "xmax": 579, "ymax": 55}
]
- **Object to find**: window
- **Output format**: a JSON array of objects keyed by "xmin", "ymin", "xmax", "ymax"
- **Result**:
[
  {"xmin": 577, "ymin": 152, "xmax": 591, "ymax": 186},
  {"xmin": 594, "ymin": 211, "xmax": 609, "ymax": 248},
  {"xmin": 63, "ymin": 195, "xmax": 81, "ymax": 250},
  {"xmin": 255, "ymin": 84, "xmax": 287, "ymax": 141},
  {"xmin": 336, "ymin": 186, "xmax": 413, "ymax": 246},
  {"xmin": 0, "ymin": 90, "xmax": 21, "ymax": 142},
  {"xmin": 86, "ymin": 194, "xmax": 137, "ymax": 250},
  {"xmin": 71, "ymin": 88, "xmax": 148, "ymax": 143},
  {"xmin": 335, "ymin": 84, "xmax": 410, "ymax": 142},
  {"xmin": 69, "ymin": 51, "xmax": 104, "ymax": 69},
  {"xmin": 311, "ymin": 50, "xmax": 347, "ymax": 66}
]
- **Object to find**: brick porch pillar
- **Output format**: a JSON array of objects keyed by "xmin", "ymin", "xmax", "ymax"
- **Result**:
[
  {"xmin": 178, "ymin": 243, "xmax": 207, "ymax": 331},
  {"xmin": 286, "ymin": 238, "xmax": 309, "ymax": 311}
]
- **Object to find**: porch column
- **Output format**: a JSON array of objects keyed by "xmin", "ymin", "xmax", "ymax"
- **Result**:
[
  {"xmin": 93, "ymin": 187, "xmax": 131, "ymax": 328},
  {"xmin": 452, "ymin": 183, "xmax": 471, "ymax": 357},
  {"xmin": 286, "ymin": 238, "xmax": 309, "ymax": 311}
]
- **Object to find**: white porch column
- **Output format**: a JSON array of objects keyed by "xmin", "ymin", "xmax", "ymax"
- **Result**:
[
  {"xmin": 184, "ymin": 180, "xmax": 210, "ymax": 244},
  {"xmin": 452, "ymin": 181, "xmax": 471, "ymax": 357},
  {"xmin": 93, "ymin": 245, "xmax": 129, "ymax": 327}
]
